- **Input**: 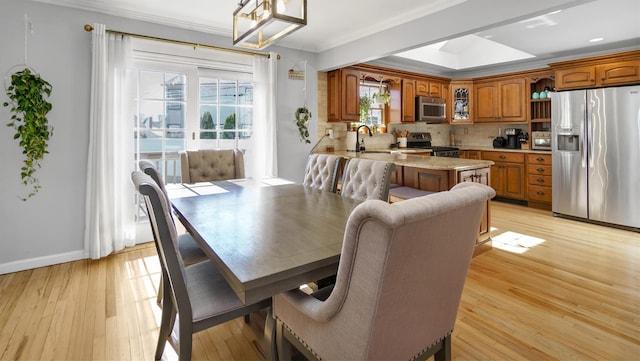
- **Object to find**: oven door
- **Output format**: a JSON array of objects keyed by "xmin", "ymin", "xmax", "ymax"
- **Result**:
[{"xmin": 532, "ymin": 137, "xmax": 551, "ymax": 150}]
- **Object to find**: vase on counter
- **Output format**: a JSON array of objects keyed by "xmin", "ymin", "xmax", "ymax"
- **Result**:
[{"xmin": 398, "ymin": 137, "xmax": 407, "ymax": 148}]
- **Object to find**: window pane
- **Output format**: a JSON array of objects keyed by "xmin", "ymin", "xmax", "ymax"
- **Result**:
[
  {"xmin": 200, "ymin": 105, "xmax": 217, "ymax": 129},
  {"xmin": 139, "ymin": 100, "xmax": 165, "ymax": 129},
  {"xmin": 237, "ymin": 107, "xmax": 253, "ymax": 140},
  {"xmin": 139, "ymin": 71, "xmax": 164, "ymax": 99},
  {"xmin": 220, "ymin": 107, "xmax": 236, "ymax": 129},
  {"xmin": 238, "ymin": 81, "xmax": 253, "ymax": 104},
  {"xmin": 220, "ymin": 80, "xmax": 237, "ymax": 104},
  {"xmin": 200, "ymin": 78, "xmax": 218, "ymax": 102},
  {"xmin": 165, "ymin": 73, "xmax": 186, "ymax": 100},
  {"xmin": 166, "ymin": 102, "xmax": 185, "ymax": 129}
]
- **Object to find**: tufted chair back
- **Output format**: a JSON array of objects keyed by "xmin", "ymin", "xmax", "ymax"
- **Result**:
[
  {"xmin": 179, "ymin": 149, "xmax": 245, "ymax": 184},
  {"xmin": 302, "ymin": 154, "xmax": 345, "ymax": 193},
  {"xmin": 340, "ymin": 158, "xmax": 396, "ymax": 201},
  {"xmin": 273, "ymin": 182, "xmax": 496, "ymax": 361}
]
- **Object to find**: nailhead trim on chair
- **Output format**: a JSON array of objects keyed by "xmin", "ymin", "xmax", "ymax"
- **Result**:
[
  {"xmin": 278, "ymin": 317, "xmax": 324, "ymax": 361},
  {"xmin": 409, "ymin": 331, "xmax": 452, "ymax": 361},
  {"xmin": 278, "ymin": 316, "xmax": 452, "ymax": 361}
]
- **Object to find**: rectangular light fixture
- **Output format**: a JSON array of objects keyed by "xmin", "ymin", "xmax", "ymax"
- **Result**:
[{"xmin": 233, "ymin": 0, "xmax": 307, "ymax": 50}]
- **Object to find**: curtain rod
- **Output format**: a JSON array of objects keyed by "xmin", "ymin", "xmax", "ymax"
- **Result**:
[{"xmin": 83, "ymin": 24, "xmax": 280, "ymax": 60}]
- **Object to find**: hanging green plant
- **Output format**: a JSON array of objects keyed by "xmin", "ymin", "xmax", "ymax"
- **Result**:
[
  {"xmin": 295, "ymin": 107, "xmax": 311, "ymax": 144},
  {"xmin": 3, "ymin": 68, "xmax": 53, "ymax": 201},
  {"xmin": 359, "ymin": 95, "xmax": 372, "ymax": 123}
]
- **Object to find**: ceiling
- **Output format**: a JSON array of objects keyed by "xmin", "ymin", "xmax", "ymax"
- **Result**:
[{"xmin": 33, "ymin": 0, "xmax": 640, "ymax": 75}]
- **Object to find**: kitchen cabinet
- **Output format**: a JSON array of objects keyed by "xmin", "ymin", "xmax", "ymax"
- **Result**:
[
  {"xmin": 390, "ymin": 165, "xmax": 403, "ymax": 186},
  {"xmin": 474, "ymin": 77, "xmax": 527, "ymax": 123},
  {"xmin": 462, "ymin": 150, "xmax": 481, "ymax": 160},
  {"xmin": 481, "ymin": 151, "xmax": 526, "ymax": 200},
  {"xmin": 327, "ymin": 68, "xmax": 362, "ymax": 122},
  {"xmin": 403, "ymin": 167, "xmax": 452, "ymax": 192},
  {"xmin": 526, "ymin": 153, "xmax": 552, "ymax": 209},
  {"xmin": 416, "ymin": 79, "xmax": 443, "ymax": 98},
  {"xmin": 401, "ymin": 78, "xmax": 417, "ymax": 122},
  {"xmin": 551, "ymin": 50, "xmax": 640, "ymax": 90},
  {"xmin": 458, "ymin": 167, "xmax": 490, "ymax": 186},
  {"xmin": 450, "ymin": 80, "xmax": 473, "ymax": 124}
]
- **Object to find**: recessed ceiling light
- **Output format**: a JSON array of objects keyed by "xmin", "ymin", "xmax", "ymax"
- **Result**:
[
  {"xmin": 547, "ymin": 10, "xmax": 562, "ymax": 15},
  {"xmin": 589, "ymin": 37, "xmax": 604, "ymax": 42}
]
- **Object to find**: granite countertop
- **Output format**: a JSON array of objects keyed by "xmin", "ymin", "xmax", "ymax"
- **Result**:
[{"xmin": 316, "ymin": 150, "xmax": 494, "ymax": 171}]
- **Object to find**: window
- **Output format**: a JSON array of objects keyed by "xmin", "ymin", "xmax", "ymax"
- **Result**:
[
  {"xmin": 359, "ymin": 81, "xmax": 387, "ymax": 131},
  {"xmin": 130, "ymin": 39, "xmax": 254, "ymax": 187},
  {"xmin": 198, "ymin": 70, "xmax": 254, "ymax": 150}
]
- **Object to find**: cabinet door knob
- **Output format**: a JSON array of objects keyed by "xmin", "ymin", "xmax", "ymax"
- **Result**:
[
  {"xmin": 537, "ymin": 191, "xmax": 545, "ymax": 195},
  {"xmin": 537, "ymin": 177, "xmax": 545, "ymax": 183},
  {"xmin": 536, "ymin": 157, "xmax": 544, "ymax": 161},
  {"xmin": 537, "ymin": 167, "xmax": 544, "ymax": 172},
  {"xmin": 499, "ymin": 155, "xmax": 506, "ymax": 159}
]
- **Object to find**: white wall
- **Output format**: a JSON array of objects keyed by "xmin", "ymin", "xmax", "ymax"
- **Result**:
[{"xmin": 0, "ymin": 0, "xmax": 317, "ymax": 273}]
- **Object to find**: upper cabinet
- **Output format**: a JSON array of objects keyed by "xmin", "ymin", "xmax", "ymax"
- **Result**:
[
  {"xmin": 416, "ymin": 80, "xmax": 443, "ymax": 98},
  {"xmin": 450, "ymin": 80, "xmax": 473, "ymax": 124},
  {"xmin": 401, "ymin": 79, "xmax": 417, "ymax": 123},
  {"xmin": 474, "ymin": 76, "xmax": 527, "ymax": 123},
  {"xmin": 327, "ymin": 68, "xmax": 361, "ymax": 122},
  {"xmin": 551, "ymin": 50, "xmax": 640, "ymax": 90}
]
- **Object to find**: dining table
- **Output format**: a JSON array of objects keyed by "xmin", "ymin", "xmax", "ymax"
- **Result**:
[
  {"xmin": 169, "ymin": 177, "xmax": 362, "ymax": 304},
  {"xmin": 168, "ymin": 177, "xmax": 362, "ymax": 359}
]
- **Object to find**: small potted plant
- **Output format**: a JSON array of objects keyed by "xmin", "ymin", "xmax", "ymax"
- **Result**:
[{"xmin": 295, "ymin": 106, "xmax": 311, "ymax": 144}]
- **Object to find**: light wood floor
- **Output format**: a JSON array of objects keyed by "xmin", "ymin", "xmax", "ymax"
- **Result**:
[{"xmin": 1, "ymin": 201, "xmax": 638, "ymax": 360}]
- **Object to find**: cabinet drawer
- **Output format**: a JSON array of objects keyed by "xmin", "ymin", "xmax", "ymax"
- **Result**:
[
  {"xmin": 527, "ymin": 153, "xmax": 552, "ymax": 165},
  {"xmin": 528, "ymin": 174, "xmax": 552, "ymax": 186},
  {"xmin": 528, "ymin": 185, "xmax": 552, "ymax": 202},
  {"xmin": 528, "ymin": 164, "xmax": 552, "ymax": 175},
  {"xmin": 482, "ymin": 151, "xmax": 525, "ymax": 163}
]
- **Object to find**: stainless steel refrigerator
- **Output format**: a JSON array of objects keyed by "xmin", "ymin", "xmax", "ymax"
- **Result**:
[{"xmin": 551, "ymin": 85, "xmax": 640, "ymax": 230}]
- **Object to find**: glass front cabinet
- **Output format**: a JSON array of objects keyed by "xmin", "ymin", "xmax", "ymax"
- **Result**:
[{"xmin": 450, "ymin": 80, "xmax": 473, "ymax": 124}]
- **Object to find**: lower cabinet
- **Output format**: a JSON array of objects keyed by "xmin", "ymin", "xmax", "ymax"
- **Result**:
[
  {"xmin": 402, "ymin": 167, "xmax": 452, "ymax": 192},
  {"xmin": 481, "ymin": 151, "xmax": 526, "ymax": 200},
  {"xmin": 526, "ymin": 153, "xmax": 552, "ymax": 209}
]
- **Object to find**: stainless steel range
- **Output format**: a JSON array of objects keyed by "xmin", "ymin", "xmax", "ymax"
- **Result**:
[{"xmin": 406, "ymin": 132, "xmax": 460, "ymax": 157}]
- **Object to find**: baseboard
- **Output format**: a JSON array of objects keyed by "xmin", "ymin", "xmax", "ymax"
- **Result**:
[{"xmin": 0, "ymin": 250, "xmax": 86, "ymax": 275}]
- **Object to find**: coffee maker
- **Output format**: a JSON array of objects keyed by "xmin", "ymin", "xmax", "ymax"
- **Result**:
[{"xmin": 504, "ymin": 128, "xmax": 522, "ymax": 149}]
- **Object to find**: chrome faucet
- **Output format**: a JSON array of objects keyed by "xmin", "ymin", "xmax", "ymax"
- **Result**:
[{"xmin": 355, "ymin": 125, "xmax": 373, "ymax": 152}]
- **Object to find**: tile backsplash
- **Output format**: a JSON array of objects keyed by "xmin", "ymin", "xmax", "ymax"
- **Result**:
[{"xmin": 315, "ymin": 122, "xmax": 529, "ymax": 151}]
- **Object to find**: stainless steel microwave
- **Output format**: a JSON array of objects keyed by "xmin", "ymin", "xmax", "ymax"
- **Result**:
[{"xmin": 415, "ymin": 96, "xmax": 446, "ymax": 123}]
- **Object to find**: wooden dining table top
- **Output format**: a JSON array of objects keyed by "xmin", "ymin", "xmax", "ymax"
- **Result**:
[{"xmin": 169, "ymin": 178, "xmax": 362, "ymax": 304}]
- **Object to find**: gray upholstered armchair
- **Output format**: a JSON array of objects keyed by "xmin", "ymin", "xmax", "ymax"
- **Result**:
[
  {"xmin": 179, "ymin": 149, "xmax": 245, "ymax": 183},
  {"xmin": 273, "ymin": 182, "xmax": 496, "ymax": 361}
]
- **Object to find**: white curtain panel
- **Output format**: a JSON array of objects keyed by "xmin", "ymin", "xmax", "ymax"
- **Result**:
[
  {"xmin": 248, "ymin": 52, "xmax": 278, "ymax": 178},
  {"xmin": 84, "ymin": 23, "xmax": 135, "ymax": 259}
]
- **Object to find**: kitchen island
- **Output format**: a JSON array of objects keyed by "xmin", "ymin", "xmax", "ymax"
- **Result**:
[{"xmin": 315, "ymin": 150, "xmax": 494, "ymax": 250}]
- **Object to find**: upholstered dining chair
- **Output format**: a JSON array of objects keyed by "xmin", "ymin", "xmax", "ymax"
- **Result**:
[
  {"xmin": 340, "ymin": 158, "xmax": 396, "ymax": 201},
  {"xmin": 138, "ymin": 160, "xmax": 208, "ymax": 304},
  {"xmin": 302, "ymin": 154, "xmax": 345, "ymax": 193},
  {"xmin": 131, "ymin": 171, "xmax": 272, "ymax": 361},
  {"xmin": 179, "ymin": 149, "xmax": 245, "ymax": 183},
  {"xmin": 273, "ymin": 182, "xmax": 496, "ymax": 361}
]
